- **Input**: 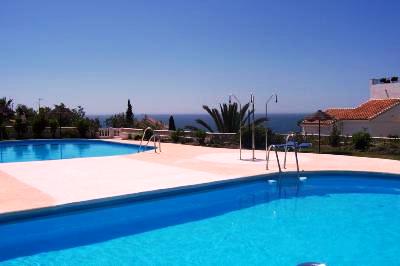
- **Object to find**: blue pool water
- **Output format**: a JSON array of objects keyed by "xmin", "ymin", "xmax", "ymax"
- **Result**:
[
  {"xmin": 0, "ymin": 172, "xmax": 399, "ymax": 265},
  {"xmin": 0, "ymin": 140, "xmax": 152, "ymax": 163}
]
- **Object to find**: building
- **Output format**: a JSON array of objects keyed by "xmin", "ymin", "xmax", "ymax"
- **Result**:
[{"xmin": 301, "ymin": 77, "xmax": 400, "ymax": 137}]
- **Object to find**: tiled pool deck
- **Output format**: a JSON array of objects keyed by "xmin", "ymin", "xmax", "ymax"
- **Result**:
[{"xmin": 1, "ymin": 139, "xmax": 400, "ymax": 214}]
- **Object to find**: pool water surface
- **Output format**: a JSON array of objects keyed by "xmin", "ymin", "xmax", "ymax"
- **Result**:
[
  {"xmin": 0, "ymin": 172, "xmax": 399, "ymax": 265},
  {"xmin": 0, "ymin": 140, "xmax": 151, "ymax": 163}
]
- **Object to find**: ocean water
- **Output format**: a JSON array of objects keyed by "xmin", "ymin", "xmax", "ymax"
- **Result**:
[{"xmin": 89, "ymin": 113, "xmax": 306, "ymax": 133}]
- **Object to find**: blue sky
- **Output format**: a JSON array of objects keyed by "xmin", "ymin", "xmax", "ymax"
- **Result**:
[{"xmin": 1, "ymin": 0, "xmax": 399, "ymax": 115}]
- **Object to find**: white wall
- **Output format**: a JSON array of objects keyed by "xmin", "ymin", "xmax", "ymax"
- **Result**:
[{"xmin": 370, "ymin": 81, "xmax": 400, "ymax": 99}]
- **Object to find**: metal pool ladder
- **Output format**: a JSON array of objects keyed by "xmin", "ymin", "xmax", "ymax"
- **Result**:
[
  {"xmin": 139, "ymin": 127, "xmax": 162, "ymax": 153},
  {"xmin": 266, "ymin": 133, "xmax": 300, "ymax": 177}
]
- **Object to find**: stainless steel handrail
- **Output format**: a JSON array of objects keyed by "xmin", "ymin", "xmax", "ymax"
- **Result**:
[
  {"xmin": 267, "ymin": 133, "xmax": 300, "ymax": 177},
  {"xmin": 139, "ymin": 127, "xmax": 152, "ymax": 152},
  {"xmin": 145, "ymin": 134, "xmax": 162, "ymax": 153},
  {"xmin": 266, "ymin": 145, "xmax": 282, "ymax": 173},
  {"xmin": 284, "ymin": 133, "xmax": 297, "ymax": 169}
]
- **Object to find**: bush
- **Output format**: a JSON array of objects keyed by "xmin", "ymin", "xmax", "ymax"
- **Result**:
[
  {"xmin": 352, "ymin": 132, "xmax": 371, "ymax": 150},
  {"xmin": 171, "ymin": 129, "xmax": 184, "ymax": 143},
  {"xmin": 48, "ymin": 119, "xmax": 59, "ymax": 138},
  {"xmin": 329, "ymin": 124, "xmax": 341, "ymax": 147},
  {"xmin": 14, "ymin": 118, "xmax": 28, "ymax": 139},
  {"xmin": 32, "ymin": 115, "xmax": 48, "ymax": 138},
  {"xmin": 0, "ymin": 124, "xmax": 9, "ymax": 140},
  {"xmin": 76, "ymin": 119, "xmax": 90, "ymax": 138},
  {"xmin": 195, "ymin": 129, "xmax": 206, "ymax": 145}
]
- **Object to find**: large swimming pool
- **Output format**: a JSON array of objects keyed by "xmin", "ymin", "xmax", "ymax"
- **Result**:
[
  {"xmin": 0, "ymin": 139, "xmax": 152, "ymax": 163},
  {"xmin": 0, "ymin": 172, "xmax": 399, "ymax": 265}
]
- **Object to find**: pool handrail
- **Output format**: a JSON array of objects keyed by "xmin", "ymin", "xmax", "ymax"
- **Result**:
[{"xmin": 139, "ymin": 127, "xmax": 153, "ymax": 152}]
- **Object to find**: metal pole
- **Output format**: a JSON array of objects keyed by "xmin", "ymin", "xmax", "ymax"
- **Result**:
[
  {"xmin": 229, "ymin": 94, "xmax": 242, "ymax": 160},
  {"xmin": 265, "ymin": 101, "xmax": 268, "ymax": 161},
  {"xmin": 251, "ymin": 93, "xmax": 255, "ymax": 160},
  {"xmin": 318, "ymin": 120, "xmax": 321, "ymax": 153}
]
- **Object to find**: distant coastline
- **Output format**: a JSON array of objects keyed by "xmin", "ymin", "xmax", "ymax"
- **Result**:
[{"xmin": 88, "ymin": 113, "xmax": 307, "ymax": 133}]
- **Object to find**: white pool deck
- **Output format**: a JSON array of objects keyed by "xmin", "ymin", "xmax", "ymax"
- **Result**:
[{"xmin": 1, "ymin": 139, "xmax": 400, "ymax": 214}]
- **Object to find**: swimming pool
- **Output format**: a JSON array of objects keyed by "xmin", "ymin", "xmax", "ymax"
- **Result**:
[
  {"xmin": 0, "ymin": 172, "xmax": 399, "ymax": 265},
  {"xmin": 0, "ymin": 139, "xmax": 152, "ymax": 163}
]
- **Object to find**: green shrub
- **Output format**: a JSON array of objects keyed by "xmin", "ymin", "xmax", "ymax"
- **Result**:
[
  {"xmin": 195, "ymin": 130, "xmax": 206, "ymax": 145},
  {"xmin": 76, "ymin": 119, "xmax": 90, "ymax": 138},
  {"xmin": 352, "ymin": 132, "xmax": 371, "ymax": 150},
  {"xmin": 171, "ymin": 129, "xmax": 184, "ymax": 143},
  {"xmin": 14, "ymin": 118, "xmax": 28, "ymax": 139},
  {"xmin": 32, "ymin": 115, "xmax": 48, "ymax": 138},
  {"xmin": 329, "ymin": 124, "xmax": 341, "ymax": 147},
  {"xmin": 48, "ymin": 119, "xmax": 59, "ymax": 138}
]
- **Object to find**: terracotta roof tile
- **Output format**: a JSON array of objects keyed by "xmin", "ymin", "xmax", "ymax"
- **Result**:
[
  {"xmin": 326, "ymin": 99, "xmax": 400, "ymax": 120},
  {"xmin": 302, "ymin": 99, "xmax": 400, "ymax": 124}
]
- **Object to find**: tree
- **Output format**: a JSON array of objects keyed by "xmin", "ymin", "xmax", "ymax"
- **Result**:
[
  {"xmin": 32, "ymin": 114, "xmax": 48, "ymax": 138},
  {"xmin": 0, "ymin": 97, "xmax": 14, "ymax": 140},
  {"xmin": 0, "ymin": 97, "xmax": 14, "ymax": 124},
  {"xmin": 105, "ymin": 113, "xmax": 126, "ymax": 128},
  {"xmin": 14, "ymin": 117, "xmax": 28, "ymax": 139},
  {"xmin": 49, "ymin": 119, "xmax": 59, "ymax": 138},
  {"xmin": 168, "ymin": 115, "xmax": 176, "ymax": 131},
  {"xmin": 352, "ymin": 132, "xmax": 372, "ymax": 151},
  {"xmin": 76, "ymin": 119, "xmax": 90, "ymax": 138},
  {"xmin": 195, "ymin": 103, "xmax": 266, "ymax": 133},
  {"xmin": 329, "ymin": 123, "xmax": 341, "ymax": 147},
  {"xmin": 125, "ymin": 99, "xmax": 134, "ymax": 127}
]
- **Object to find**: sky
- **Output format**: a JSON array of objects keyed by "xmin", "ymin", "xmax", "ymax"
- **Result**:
[{"xmin": 1, "ymin": 0, "xmax": 399, "ymax": 115}]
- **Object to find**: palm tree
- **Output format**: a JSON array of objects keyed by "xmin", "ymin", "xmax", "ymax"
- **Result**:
[
  {"xmin": 195, "ymin": 102, "xmax": 266, "ymax": 133},
  {"xmin": 0, "ymin": 97, "xmax": 14, "ymax": 123},
  {"xmin": 0, "ymin": 97, "xmax": 14, "ymax": 140}
]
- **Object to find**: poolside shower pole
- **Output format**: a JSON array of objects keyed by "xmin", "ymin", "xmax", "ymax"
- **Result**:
[
  {"xmin": 251, "ymin": 93, "xmax": 255, "ymax": 160},
  {"xmin": 229, "ymin": 94, "xmax": 242, "ymax": 160},
  {"xmin": 265, "ymin": 94, "xmax": 278, "ymax": 159}
]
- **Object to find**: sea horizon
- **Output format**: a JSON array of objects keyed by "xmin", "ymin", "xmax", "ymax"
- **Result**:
[{"xmin": 88, "ymin": 113, "xmax": 307, "ymax": 133}]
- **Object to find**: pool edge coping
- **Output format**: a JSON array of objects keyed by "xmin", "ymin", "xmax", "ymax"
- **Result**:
[{"xmin": 1, "ymin": 170, "xmax": 399, "ymax": 224}]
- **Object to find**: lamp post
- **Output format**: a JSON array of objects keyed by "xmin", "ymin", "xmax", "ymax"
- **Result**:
[
  {"xmin": 38, "ymin": 98, "xmax": 44, "ymax": 113},
  {"xmin": 265, "ymin": 93, "xmax": 278, "ymax": 152},
  {"xmin": 229, "ymin": 94, "xmax": 242, "ymax": 160}
]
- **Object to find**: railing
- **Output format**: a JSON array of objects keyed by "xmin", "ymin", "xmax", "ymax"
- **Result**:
[
  {"xmin": 139, "ymin": 127, "xmax": 153, "ymax": 152},
  {"xmin": 266, "ymin": 133, "xmax": 300, "ymax": 178},
  {"xmin": 266, "ymin": 145, "xmax": 282, "ymax": 173}
]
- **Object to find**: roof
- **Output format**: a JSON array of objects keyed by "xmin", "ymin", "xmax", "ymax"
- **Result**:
[{"xmin": 302, "ymin": 99, "xmax": 400, "ymax": 125}]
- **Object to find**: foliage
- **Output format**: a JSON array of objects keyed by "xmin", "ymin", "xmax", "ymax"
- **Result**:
[
  {"xmin": 171, "ymin": 129, "xmax": 184, "ymax": 143},
  {"xmin": 49, "ymin": 119, "xmax": 59, "ymax": 138},
  {"xmin": 16, "ymin": 104, "xmax": 36, "ymax": 123},
  {"xmin": 352, "ymin": 132, "xmax": 372, "ymax": 150},
  {"xmin": 194, "ymin": 129, "xmax": 206, "ymax": 145},
  {"xmin": 14, "ymin": 117, "xmax": 28, "ymax": 139},
  {"xmin": 106, "ymin": 113, "xmax": 126, "ymax": 128},
  {"xmin": 125, "ymin": 99, "xmax": 134, "ymax": 127},
  {"xmin": 49, "ymin": 103, "xmax": 85, "ymax": 127},
  {"xmin": 241, "ymin": 126, "xmax": 284, "ymax": 149},
  {"xmin": 168, "ymin": 115, "xmax": 176, "ymax": 131},
  {"xmin": 0, "ymin": 96, "xmax": 13, "ymax": 139},
  {"xmin": 32, "ymin": 115, "xmax": 48, "ymax": 138},
  {"xmin": 136, "ymin": 115, "xmax": 165, "ymax": 130},
  {"xmin": 196, "ymin": 103, "xmax": 266, "ymax": 133},
  {"xmin": 76, "ymin": 119, "xmax": 90, "ymax": 138},
  {"xmin": 329, "ymin": 124, "xmax": 341, "ymax": 147},
  {"xmin": 88, "ymin": 118, "xmax": 100, "ymax": 138}
]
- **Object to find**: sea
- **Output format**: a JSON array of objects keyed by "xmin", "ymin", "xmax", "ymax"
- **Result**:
[{"xmin": 89, "ymin": 113, "xmax": 306, "ymax": 134}]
